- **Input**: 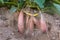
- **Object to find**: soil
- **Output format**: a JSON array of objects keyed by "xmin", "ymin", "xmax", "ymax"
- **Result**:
[{"xmin": 0, "ymin": 7, "xmax": 60, "ymax": 40}]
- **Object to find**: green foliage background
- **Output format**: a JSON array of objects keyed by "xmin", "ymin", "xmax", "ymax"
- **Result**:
[{"xmin": 0, "ymin": 0, "xmax": 60, "ymax": 15}]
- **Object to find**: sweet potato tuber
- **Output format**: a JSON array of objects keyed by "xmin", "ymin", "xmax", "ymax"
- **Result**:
[
  {"xmin": 40, "ymin": 14, "xmax": 47, "ymax": 32},
  {"xmin": 25, "ymin": 16, "xmax": 34, "ymax": 35},
  {"xmin": 26, "ymin": 15, "xmax": 29, "ymax": 28},
  {"xmin": 28, "ymin": 16, "xmax": 34, "ymax": 32},
  {"xmin": 32, "ymin": 16, "xmax": 40, "ymax": 29},
  {"xmin": 18, "ymin": 10, "xmax": 24, "ymax": 33}
]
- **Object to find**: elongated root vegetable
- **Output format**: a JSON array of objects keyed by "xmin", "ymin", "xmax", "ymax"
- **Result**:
[
  {"xmin": 18, "ymin": 10, "xmax": 24, "ymax": 33},
  {"xmin": 28, "ymin": 17, "xmax": 34, "ymax": 32},
  {"xmin": 26, "ymin": 15, "xmax": 29, "ymax": 28},
  {"xmin": 32, "ymin": 16, "xmax": 40, "ymax": 29},
  {"xmin": 40, "ymin": 14, "xmax": 47, "ymax": 32}
]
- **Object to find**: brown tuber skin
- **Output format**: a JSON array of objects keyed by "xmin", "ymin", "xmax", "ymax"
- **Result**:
[
  {"xmin": 18, "ymin": 10, "xmax": 24, "ymax": 34},
  {"xmin": 32, "ymin": 16, "xmax": 40, "ymax": 29},
  {"xmin": 26, "ymin": 15, "xmax": 29, "ymax": 29},
  {"xmin": 28, "ymin": 16, "xmax": 34, "ymax": 32},
  {"xmin": 25, "ymin": 16, "xmax": 34, "ymax": 35},
  {"xmin": 18, "ymin": 10, "xmax": 47, "ymax": 34},
  {"xmin": 32, "ymin": 14, "xmax": 47, "ymax": 32},
  {"xmin": 40, "ymin": 14, "xmax": 47, "ymax": 32}
]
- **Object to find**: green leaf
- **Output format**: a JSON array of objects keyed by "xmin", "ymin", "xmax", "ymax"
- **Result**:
[
  {"xmin": 43, "ymin": 7, "xmax": 55, "ymax": 15},
  {"xmin": 53, "ymin": 0, "xmax": 60, "ymax": 4},
  {"xmin": 0, "ymin": 0, "xmax": 4, "ymax": 4},
  {"xmin": 34, "ymin": 0, "xmax": 45, "ymax": 9},
  {"xmin": 9, "ymin": 0, "xmax": 18, "ymax": 3},
  {"xmin": 10, "ymin": 6, "xmax": 17, "ymax": 14},
  {"xmin": 4, "ymin": 0, "xmax": 9, "ymax": 2},
  {"xmin": 17, "ymin": 0, "xmax": 25, "ymax": 9},
  {"xmin": 53, "ymin": 3, "xmax": 60, "ymax": 14}
]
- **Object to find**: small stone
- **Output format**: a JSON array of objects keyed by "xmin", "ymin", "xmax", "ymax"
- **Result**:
[
  {"xmin": 11, "ymin": 33, "xmax": 14, "ymax": 35},
  {"xmin": 55, "ymin": 20, "xmax": 59, "ymax": 23},
  {"xmin": 52, "ymin": 37, "xmax": 55, "ymax": 40}
]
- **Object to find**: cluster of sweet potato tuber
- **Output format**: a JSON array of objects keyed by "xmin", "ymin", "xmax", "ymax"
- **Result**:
[{"xmin": 18, "ymin": 10, "xmax": 47, "ymax": 34}]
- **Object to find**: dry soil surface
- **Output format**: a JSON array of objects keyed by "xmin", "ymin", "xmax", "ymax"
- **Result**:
[{"xmin": 0, "ymin": 7, "xmax": 60, "ymax": 40}]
